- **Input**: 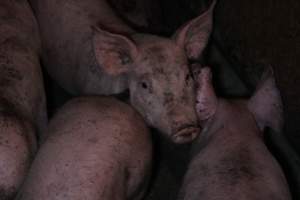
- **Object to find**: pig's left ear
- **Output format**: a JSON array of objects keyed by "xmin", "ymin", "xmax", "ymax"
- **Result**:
[
  {"xmin": 92, "ymin": 26, "xmax": 138, "ymax": 76},
  {"xmin": 173, "ymin": 0, "xmax": 216, "ymax": 60},
  {"xmin": 248, "ymin": 67, "xmax": 284, "ymax": 132},
  {"xmin": 195, "ymin": 66, "xmax": 218, "ymax": 122}
]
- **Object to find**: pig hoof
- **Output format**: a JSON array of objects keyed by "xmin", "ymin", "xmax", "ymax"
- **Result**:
[{"xmin": 173, "ymin": 127, "xmax": 200, "ymax": 144}]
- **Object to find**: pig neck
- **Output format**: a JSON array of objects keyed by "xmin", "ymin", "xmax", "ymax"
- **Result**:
[{"xmin": 192, "ymin": 99, "xmax": 263, "ymax": 155}]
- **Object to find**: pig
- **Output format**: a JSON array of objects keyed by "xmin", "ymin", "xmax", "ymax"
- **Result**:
[
  {"xmin": 177, "ymin": 66, "xmax": 292, "ymax": 200},
  {"xmin": 0, "ymin": 0, "xmax": 47, "ymax": 199},
  {"xmin": 28, "ymin": 0, "xmax": 217, "ymax": 143},
  {"xmin": 16, "ymin": 96, "xmax": 152, "ymax": 200}
]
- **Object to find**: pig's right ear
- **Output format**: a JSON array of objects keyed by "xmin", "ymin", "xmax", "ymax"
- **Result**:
[
  {"xmin": 173, "ymin": 0, "xmax": 216, "ymax": 60},
  {"xmin": 92, "ymin": 27, "xmax": 138, "ymax": 76},
  {"xmin": 248, "ymin": 67, "xmax": 284, "ymax": 132}
]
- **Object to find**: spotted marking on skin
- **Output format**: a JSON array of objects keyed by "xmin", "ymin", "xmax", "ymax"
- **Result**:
[
  {"xmin": 0, "ymin": 39, "xmax": 26, "ymax": 88},
  {"xmin": 87, "ymin": 137, "xmax": 99, "ymax": 144},
  {"xmin": 163, "ymin": 92, "xmax": 174, "ymax": 106},
  {"xmin": 0, "ymin": 66, "xmax": 23, "ymax": 81},
  {"xmin": 0, "ymin": 97, "xmax": 35, "ymax": 157},
  {"xmin": 145, "ymin": 46, "xmax": 168, "ymax": 71},
  {"xmin": 216, "ymin": 148, "xmax": 257, "ymax": 186}
]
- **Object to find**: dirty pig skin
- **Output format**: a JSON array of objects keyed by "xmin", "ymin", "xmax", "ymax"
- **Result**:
[
  {"xmin": 178, "ymin": 67, "xmax": 292, "ymax": 200},
  {"xmin": 16, "ymin": 97, "xmax": 152, "ymax": 200},
  {"xmin": 29, "ymin": 0, "xmax": 217, "ymax": 143},
  {"xmin": 0, "ymin": 0, "xmax": 47, "ymax": 199}
]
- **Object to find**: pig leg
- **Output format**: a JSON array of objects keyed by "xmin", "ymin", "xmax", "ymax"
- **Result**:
[
  {"xmin": 16, "ymin": 97, "xmax": 152, "ymax": 200},
  {"xmin": 0, "ymin": 0, "xmax": 47, "ymax": 199}
]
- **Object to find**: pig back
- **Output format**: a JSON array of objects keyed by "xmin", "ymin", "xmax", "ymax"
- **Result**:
[
  {"xmin": 0, "ymin": 0, "xmax": 46, "ymax": 199},
  {"xmin": 29, "ymin": 0, "xmax": 134, "ymax": 94},
  {"xmin": 0, "ymin": 0, "xmax": 46, "ymax": 133},
  {"xmin": 178, "ymin": 101, "xmax": 291, "ymax": 200},
  {"xmin": 16, "ymin": 96, "xmax": 152, "ymax": 200}
]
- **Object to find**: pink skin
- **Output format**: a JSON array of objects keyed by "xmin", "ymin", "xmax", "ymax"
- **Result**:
[
  {"xmin": 16, "ymin": 97, "xmax": 152, "ymax": 200},
  {"xmin": 178, "ymin": 67, "xmax": 292, "ymax": 200},
  {"xmin": 29, "ymin": 0, "xmax": 216, "ymax": 143},
  {"xmin": 0, "ymin": 0, "xmax": 47, "ymax": 199}
]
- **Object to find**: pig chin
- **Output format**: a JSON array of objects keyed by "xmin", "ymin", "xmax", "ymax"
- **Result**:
[{"xmin": 171, "ymin": 125, "xmax": 200, "ymax": 144}]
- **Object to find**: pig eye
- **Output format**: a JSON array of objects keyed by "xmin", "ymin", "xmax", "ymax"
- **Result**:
[
  {"xmin": 138, "ymin": 76, "xmax": 152, "ymax": 93},
  {"xmin": 141, "ymin": 82, "xmax": 148, "ymax": 89}
]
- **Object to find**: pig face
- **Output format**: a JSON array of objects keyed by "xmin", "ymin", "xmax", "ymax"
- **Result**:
[
  {"xmin": 129, "ymin": 37, "xmax": 199, "ymax": 143},
  {"xmin": 93, "ymin": 0, "xmax": 216, "ymax": 143}
]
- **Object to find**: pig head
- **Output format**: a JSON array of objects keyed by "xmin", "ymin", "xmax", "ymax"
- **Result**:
[{"xmin": 91, "ymin": 1, "xmax": 216, "ymax": 143}]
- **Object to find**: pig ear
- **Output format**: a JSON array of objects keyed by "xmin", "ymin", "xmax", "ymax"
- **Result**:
[
  {"xmin": 92, "ymin": 27, "xmax": 138, "ymax": 76},
  {"xmin": 173, "ymin": 0, "xmax": 216, "ymax": 60},
  {"xmin": 248, "ymin": 67, "xmax": 284, "ymax": 132},
  {"xmin": 195, "ymin": 66, "xmax": 218, "ymax": 122}
]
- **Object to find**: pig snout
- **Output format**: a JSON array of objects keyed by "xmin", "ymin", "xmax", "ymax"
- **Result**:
[
  {"xmin": 172, "ymin": 124, "xmax": 200, "ymax": 144},
  {"xmin": 169, "ymin": 107, "xmax": 200, "ymax": 144}
]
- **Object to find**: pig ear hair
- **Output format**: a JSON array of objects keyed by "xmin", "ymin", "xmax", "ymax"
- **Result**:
[
  {"xmin": 195, "ymin": 66, "xmax": 218, "ymax": 122},
  {"xmin": 248, "ymin": 66, "xmax": 284, "ymax": 132},
  {"xmin": 92, "ymin": 26, "xmax": 138, "ymax": 76},
  {"xmin": 173, "ymin": 0, "xmax": 216, "ymax": 60}
]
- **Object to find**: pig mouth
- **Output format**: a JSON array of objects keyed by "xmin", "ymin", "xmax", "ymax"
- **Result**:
[{"xmin": 172, "ymin": 125, "xmax": 200, "ymax": 144}]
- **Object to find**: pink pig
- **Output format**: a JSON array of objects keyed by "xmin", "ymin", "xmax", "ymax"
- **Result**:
[
  {"xmin": 16, "ymin": 97, "xmax": 152, "ymax": 200},
  {"xmin": 0, "ymin": 0, "xmax": 47, "ymax": 199},
  {"xmin": 178, "ymin": 66, "xmax": 292, "ymax": 200},
  {"xmin": 29, "ymin": 0, "xmax": 217, "ymax": 143}
]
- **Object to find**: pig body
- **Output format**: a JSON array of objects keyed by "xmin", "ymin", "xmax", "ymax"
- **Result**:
[
  {"xmin": 16, "ymin": 96, "xmax": 152, "ymax": 200},
  {"xmin": 29, "ymin": 0, "xmax": 134, "ymax": 94},
  {"xmin": 29, "ymin": 0, "xmax": 217, "ymax": 143},
  {"xmin": 178, "ymin": 67, "xmax": 292, "ymax": 200},
  {"xmin": 0, "ymin": 0, "xmax": 47, "ymax": 199}
]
